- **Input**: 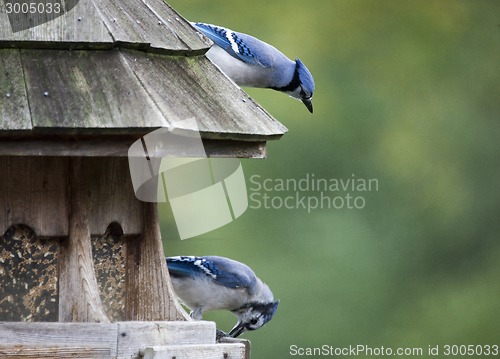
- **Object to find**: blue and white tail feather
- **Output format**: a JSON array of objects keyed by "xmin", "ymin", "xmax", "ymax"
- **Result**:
[
  {"xmin": 193, "ymin": 22, "xmax": 315, "ymax": 113},
  {"xmin": 167, "ymin": 255, "xmax": 279, "ymax": 337}
]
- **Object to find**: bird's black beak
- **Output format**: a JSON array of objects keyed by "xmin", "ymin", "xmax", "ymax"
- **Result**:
[
  {"xmin": 302, "ymin": 98, "xmax": 313, "ymax": 113},
  {"xmin": 228, "ymin": 321, "xmax": 246, "ymax": 338}
]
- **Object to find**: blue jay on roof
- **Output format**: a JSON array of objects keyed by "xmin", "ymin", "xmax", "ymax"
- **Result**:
[
  {"xmin": 166, "ymin": 255, "xmax": 279, "ymax": 338},
  {"xmin": 193, "ymin": 22, "xmax": 315, "ymax": 113}
]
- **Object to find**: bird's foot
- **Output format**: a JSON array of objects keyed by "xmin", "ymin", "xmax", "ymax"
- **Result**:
[
  {"xmin": 216, "ymin": 329, "xmax": 230, "ymax": 342},
  {"xmin": 189, "ymin": 308, "xmax": 203, "ymax": 320}
]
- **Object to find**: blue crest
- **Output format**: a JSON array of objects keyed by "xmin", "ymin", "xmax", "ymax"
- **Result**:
[{"xmin": 296, "ymin": 59, "xmax": 315, "ymax": 97}]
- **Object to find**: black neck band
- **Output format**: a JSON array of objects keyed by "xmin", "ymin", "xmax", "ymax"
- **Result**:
[{"xmin": 271, "ymin": 61, "xmax": 301, "ymax": 92}]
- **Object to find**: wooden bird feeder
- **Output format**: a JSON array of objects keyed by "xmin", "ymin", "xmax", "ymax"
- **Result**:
[{"xmin": 0, "ymin": 0, "xmax": 287, "ymax": 357}]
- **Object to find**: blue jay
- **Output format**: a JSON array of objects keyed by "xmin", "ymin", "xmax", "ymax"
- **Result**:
[
  {"xmin": 166, "ymin": 255, "xmax": 279, "ymax": 337},
  {"xmin": 193, "ymin": 22, "xmax": 315, "ymax": 113}
]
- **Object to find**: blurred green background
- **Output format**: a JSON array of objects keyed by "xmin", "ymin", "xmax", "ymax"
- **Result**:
[{"xmin": 160, "ymin": 1, "xmax": 500, "ymax": 357}]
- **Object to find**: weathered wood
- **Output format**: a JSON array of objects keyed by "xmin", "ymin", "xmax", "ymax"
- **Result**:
[
  {"xmin": 89, "ymin": 0, "xmax": 209, "ymax": 54},
  {"xmin": 117, "ymin": 321, "xmax": 215, "ymax": 358},
  {"xmin": 0, "ymin": 156, "xmax": 143, "ymax": 237},
  {"xmin": 125, "ymin": 202, "xmax": 188, "ymax": 321},
  {"xmin": 74, "ymin": 157, "xmax": 143, "ymax": 235},
  {"xmin": 0, "ymin": 156, "xmax": 68, "ymax": 237},
  {"xmin": 4, "ymin": 48, "xmax": 286, "ymax": 141},
  {"xmin": 121, "ymin": 156, "xmax": 175, "ymax": 320},
  {"xmin": 0, "ymin": 322, "xmax": 117, "ymax": 357},
  {"xmin": 143, "ymin": 343, "xmax": 247, "ymax": 359},
  {"xmin": 0, "ymin": 137, "xmax": 268, "ymax": 158},
  {"xmin": 0, "ymin": 50, "xmax": 31, "ymax": 130},
  {"xmin": 144, "ymin": 0, "xmax": 212, "ymax": 52},
  {"xmin": 0, "ymin": 0, "xmax": 112, "ymax": 47},
  {"xmin": 58, "ymin": 158, "xmax": 109, "ymax": 323},
  {"xmin": 0, "ymin": 136, "xmax": 141, "ymax": 157},
  {"xmin": 0, "ymin": 345, "xmax": 111, "ymax": 358},
  {"xmin": 0, "ymin": 0, "xmax": 287, "ymax": 161},
  {"xmin": 0, "ymin": 322, "xmax": 249, "ymax": 359},
  {"xmin": 21, "ymin": 49, "xmax": 168, "ymax": 129},
  {"xmin": 122, "ymin": 51, "xmax": 287, "ymax": 141},
  {"xmin": 220, "ymin": 337, "xmax": 251, "ymax": 359},
  {"xmin": 0, "ymin": 0, "xmax": 207, "ymax": 53}
]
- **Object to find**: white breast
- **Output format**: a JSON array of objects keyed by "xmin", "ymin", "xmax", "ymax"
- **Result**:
[{"xmin": 170, "ymin": 276, "xmax": 249, "ymax": 313}]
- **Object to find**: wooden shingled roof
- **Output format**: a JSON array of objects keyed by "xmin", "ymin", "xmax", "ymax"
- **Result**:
[{"xmin": 0, "ymin": 0, "xmax": 287, "ymax": 158}]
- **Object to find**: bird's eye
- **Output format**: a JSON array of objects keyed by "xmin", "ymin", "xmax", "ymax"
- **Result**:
[
  {"xmin": 250, "ymin": 318, "xmax": 258, "ymax": 325},
  {"xmin": 299, "ymin": 86, "xmax": 311, "ymax": 99}
]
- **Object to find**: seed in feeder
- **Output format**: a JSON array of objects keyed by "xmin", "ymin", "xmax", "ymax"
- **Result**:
[
  {"xmin": 43, "ymin": 91, "xmax": 49, "ymax": 97},
  {"xmin": 6, "ymin": 93, "xmax": 11, "ymax": 98}
]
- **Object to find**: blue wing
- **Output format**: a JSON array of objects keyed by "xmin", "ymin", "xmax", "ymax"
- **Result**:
[
  {"xmin": 167, "ymin": 256, "xmax": 256, "ymax": 290},
  {"xmin": 193, "ymin": 22, "xmax": 267, "ymax": 66}
]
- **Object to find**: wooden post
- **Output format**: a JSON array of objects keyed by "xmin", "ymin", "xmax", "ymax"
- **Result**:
[
  {"xmin": 56, "ymin": 157, "xmax": 187, "ymax": 322},
  {"xmin": 125, "ymin": 202, "xmax": 188, "ymax": 321},
  {"xmin": 58, "ymin": 158, "xmax": 109, "ymax": 323}
]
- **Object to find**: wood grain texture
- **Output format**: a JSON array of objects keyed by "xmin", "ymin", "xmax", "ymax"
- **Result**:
[
  {"xmin": 0, "ymin": 137, "xmax": 267, "ymax": 158},
  {"xmin": 89, "ymin": 0, "xmax": 208, "ymax": 53},
  {"xmin": 0, "ymin": 345, "xmax": 111, "ymax": 358},
  {"xmin": 144, "ymin": 343, "xmax": 247, "ymax": 359},
  {"xmin": 73, "ymin": 157, "xmax": 143, "ymax": 235},
  {"xmin": 0, "ymin": 156, "xmax": 68, "ymax": 237},
  {"xmin": 143, "ymin": 0, "xmax": 211, "ymax": 52},
  {"xmin": 0, "ymin": 50, "xmax": 31, "ymax": 130},
  {"xmin": 21, "ymin": 49, "xmax": 168, "ymax": 129},
  {"xmin": 0, "ymin": 322, "xmax": 249, "ymax": 359},
  {"xmin": 9, "ymin": 48, "xmax": 285, "ymax": 141},
  {"xmin": 0, "ymin": 322, "xmax": 117, "ymax": 357},
  {"xmin": 121, "ymin": 50, "xmax": 287, "ymax": 141},
  {"xmin": 117, "ymin": 321, "xmax": 215, "ymax": 358},
  {"xmin": 220, "ymin": 337, "xmax": 251, "ymax": 359},
  {"xmin": 125, "ymin": 202, "xmax": 189, "ymax": 321},
  {"xmin": 0, "ymin": 0, "xmax": 112, "ymax": 46},
  {"xmin": 0, "ymin": 0, "xmax": 208, "ymax": 53},
  {"xmin": 58, "ymin": 158, "xmax": 110, "ymax": 323},
  {"xmin": 0, "ymin": 0, "xmax": 287, "ymax": 150},
  {"xmin": 0, "ymin": 156, "xmax": 142, "ymax": 236}
]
